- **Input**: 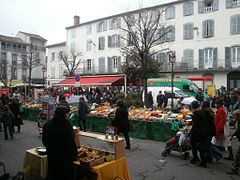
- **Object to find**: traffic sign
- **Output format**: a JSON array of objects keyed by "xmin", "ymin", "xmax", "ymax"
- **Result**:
[{"xmin": 75, "ymin": 74, "xmax": 81, "ymax": 82}]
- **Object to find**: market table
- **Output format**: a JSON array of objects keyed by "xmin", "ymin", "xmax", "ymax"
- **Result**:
[
  {"xmin": 23, "ymin": 148, "xmax": 48, "ymax": 180},
  {"xmin": 21, "ymin": 108, "xmax": 41, "ymax": 122},
  {"xmin": 23, "ymin": 148, "xmax": 130, "ymax": 180}
]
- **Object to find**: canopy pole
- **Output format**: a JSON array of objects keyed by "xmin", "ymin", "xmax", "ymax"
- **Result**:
[{"xmin": 124, "ymin": 75, "xmax": 127, "ymax": 97}]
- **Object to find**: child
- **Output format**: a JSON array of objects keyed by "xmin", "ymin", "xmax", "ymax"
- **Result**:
[{"xmin": 0, "ymin": 105, "xmax": 15, "ymax": 140}]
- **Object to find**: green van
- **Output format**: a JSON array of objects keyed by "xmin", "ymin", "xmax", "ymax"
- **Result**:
[{"xmin": 147, "ymin": 78, "xmax": 209, "ymax": 100}]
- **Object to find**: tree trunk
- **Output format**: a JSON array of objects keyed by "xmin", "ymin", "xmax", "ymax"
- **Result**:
[
  {"xmin": 28, "ymin": 67, "xmax": 32, "ymax": 97},
  {"xmin": 143, "ymin": 76, "xmax": 148, "ymax": 107}
]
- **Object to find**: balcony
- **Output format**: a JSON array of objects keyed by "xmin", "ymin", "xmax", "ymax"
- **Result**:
[{"xmin": 204, "ymin": 6, "xmax": 213, "ymax": 13}]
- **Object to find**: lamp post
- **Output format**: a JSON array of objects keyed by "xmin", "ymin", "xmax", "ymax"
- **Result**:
[
  {"xmin": 168, "ymin": 52, "xmax": 176, "ymax": 110},
  {"xmin": 41, "ymin": 65, "xmax": 46, "ymax": 88}
]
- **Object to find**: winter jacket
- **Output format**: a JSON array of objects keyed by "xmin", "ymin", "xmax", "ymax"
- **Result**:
[{"xmin": 214, "ymin": 106, "xmax": 227, "ymax": 139}]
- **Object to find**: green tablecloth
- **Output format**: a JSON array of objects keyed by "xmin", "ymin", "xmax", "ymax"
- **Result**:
[
  {"xmin": 21, "ymin": 108, "xmax": 41, "ymax": 122},
  {"xmin": 84, "ymin": 116, "xmax": 174, "ymax": 142}
]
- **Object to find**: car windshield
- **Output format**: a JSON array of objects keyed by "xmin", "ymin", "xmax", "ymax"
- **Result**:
[
  {"xmin": 175, "ymin": 90, "xmax": 189, "ymax": 97},
  {"xmin": 190, "ymin": 83, "xmax": 199, "ymax": 93}
]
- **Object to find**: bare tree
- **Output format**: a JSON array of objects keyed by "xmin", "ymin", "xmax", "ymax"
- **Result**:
[
  {"xmin": 121, "ymin": 8, "xmax": 173, "ymax": 106},
  {"xmin": 58, "ymin": 50, "xmax": 82, "ymax": 77},
  {"xmin": 19, "ymin": 52, "xmax": 41, "ymax": 96}
]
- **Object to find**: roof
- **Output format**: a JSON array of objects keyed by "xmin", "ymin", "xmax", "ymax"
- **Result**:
[
  {"xmin": 66, "ymin": 0, "xmax": 190, "ymax": 30},
  {"xmin": 18, "ymin": 31, "xmax": 47, "ymax": 42},
  {"xmin": 56, "ymin": 75, "xmax": 124, "ymax": 86},
  {"xmin": 46, "ymin": 42, "xmax": 66, "ymax": 48},
  {"xmin": 0, "ymin": 34, "xmax": 28, "ymax": 44}
]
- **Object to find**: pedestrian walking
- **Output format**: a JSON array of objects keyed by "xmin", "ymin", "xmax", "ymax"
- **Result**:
[
  {"xmin": 78, "ymin": 97, "xmax": 90, "ymax": 132},
  {"xmin": 0, "ymin": 105, "xmax": 15, "ymax": 140},
  {"xmin": 156, "ymin": 91, "xmax": 164, "ymax": 108},
  {"xmin": 9, "ymin": 97, "xmax": 23, "ymax": 133}
]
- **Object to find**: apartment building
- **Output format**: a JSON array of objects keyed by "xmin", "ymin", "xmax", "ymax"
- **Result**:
[
  {"xmin": 47, "ymin": 0, "xmax": 240, "ymax": 90},
  {"xmin": 0, "ymin": 31, "xmax": 47, "ymax": 86}
]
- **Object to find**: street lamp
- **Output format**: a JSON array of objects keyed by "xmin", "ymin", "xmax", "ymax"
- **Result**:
[
  {"xmin": 168, "ymin": 51, "xmax": 176, "ymax": 110},
  {"xmin": 41, "ymin": 65, "xmax": 46, "ymax": 88}
]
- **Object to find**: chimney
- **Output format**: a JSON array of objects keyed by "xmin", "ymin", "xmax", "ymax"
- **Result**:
[{"xmin": 74, "ymin": 15, "xmax": 80, "ymax": 26}]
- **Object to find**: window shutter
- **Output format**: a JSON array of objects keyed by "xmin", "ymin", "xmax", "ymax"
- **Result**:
[
  {"xmin": 102, "ymin": 37, "xmax": 105, "ymax": 50},
  {"xmin": 117, "ymin": 35, "xmax": 120, "ymax": 47},
  {"xmin": 108, "ymin": 57, "xmax": 113, "ymax": 73},
  {"xmin": 237, "ymin": 16, "xmax": 240, "ymax": 34},
  {"xmin": 226, "ymin": 0, "xmax": 233, "ymax": 8},
  {"xmin": 213, "ymin": 48, "xmax": 218, "ymax": 68},
  {"xmin": 117, "ymin": 56, "xmax": 122, "ymax": 72},
  {"xmin": 225, "ymin": 47, "xmax": 231, "ymax": 68},
  {"xmin": 198, "ymin": 1, "xmax": 204, "ymax": 13},
  {"xmin": 117, "ymin": 18, "xmax": 121, "ymax": 28},
  {"xmin": 98, "ymin": 38, "xmax": 101, "ymax": 50},
  {"xmin": 96, "ymin": 23, "xmax": 100, "ymax": 32},
  {"xmin": 230, "ymin": 16, "xmax": 235, "ymax": 35},
  {"xmin": 83, "ymin": 59, "xmax": 86, "ymax": 73},
  {"xmin": 199, "ymin": 49, "xmax": 204, "ymax": 69},
  {"xmin": 190, "ymin": 2, "xmax": 193, "ymax": 15},
  {"xmin": 104, "ymin": 21, "xmax": 107, "ymax": 31},
  {"xmin": 171, "ymin": 26, "xmax": 175, "ymax": 41},
  {"xmin": 203, "ymin": 20, "xmax": 207, "ymax": 38},
  {"xmin": 108, "ymin": 36, "xmax": 112, "ymax": 48},
  {"xmin": 91, "ymin": 59, "xmax": 95, "ymax": 73},
  {"xmin": 172, "ymin": 7, "xmax": 175, "ymax": 19},
  {"xmin": 98, "ymin": 57, "xmax": 105, "ymax": 74},
  {"xmin": 109, "ymin": 20, "xmax": 113, "ymax": 30},
  {"xmin": 209, "ymin": 20, "xmax": 214, "ymax": 37},
  {"xmin": 183, "ymin": 24, "xmax": 187, "ymax": 39},
  {"xmin": 183, "ymin": 3, "xmax": 187, "ymax": 16},
  {"xmin": 213, "ymin": 0, "xmax": 219, "ymax": 11}
]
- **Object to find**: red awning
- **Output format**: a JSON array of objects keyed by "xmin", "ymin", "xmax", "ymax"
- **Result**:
[
  {"xmin": 56, "ymin": 75, "xmax": 124, "ymax": 86},
  {"xmin": 187, "ymin": 77, "xmax": 213, "ymax": 81}
]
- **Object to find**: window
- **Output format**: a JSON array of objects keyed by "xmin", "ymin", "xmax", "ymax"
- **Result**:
[
  {"xmin": 203, "ymin": 20, "xmax": 214, "ymax": 38},
  {"xmin": 109, "ymin": 18, "xmax": 121, "ymax": 30},
  {"xmin": 51, "ymin": 52, "xmax": 55, "ymax": 61},
  {"xmin": 12, "ymin": 54, "xmax": 17, "ymax": 66},
  {"xmin": 98, "ymin": 57, "xmax": 105, "ymax": 74},
  {"xmin": 99, "ymin": 36, "xmax": 105, "ymax": 50},
  {"xmin": 71, "ymin": 29, "xmax": 76, "ymax": 38},
  {"xmin": 126, "ymin": 15, "xmax": 135, "ymax": 26},
  {"xmin": 226, "ymin": 0, "xmax": 240, "ymax": 8},
  {"xmin": 230, "ymin": 15, "xmax": 240, "ymax": 35},
  {"xmin": 51, "ymin": 67, "xmax": 55, "ymax": 78},
  {"xmin": 198, "ymin": 0, "xmax": 218, "ymax": 13},
  {"xmin": 204, "ymin": 49, "xmax": 214, "ymax": 68},
  {"xmin": 87, "ymin": 59, "xmax": 92, "ymax": 71},
  {"xmin": 87, "ymin": 40, "xmax": 92, "ymax": 51},
  {"xmin": 165, "ymin": 6, "xmax": 175, "ymax": 20},
  {"xmin": 35, "ymin": 53, "xmax": 40, "ymax": 64},
  {"xmin": 183, "ymin": 2, "xmax": 193, "ymax": 16},
  {"xmin": 97, "ymin": 21, "xmax": 107, "ymax": 32},
  {"xmin": 21, "ymin": 55, "xmax": 28, "ymax": 67},
  {"xmin": 127, "ymin": 33, "xmax": 134, "ymax": 46},
  {"xmin": 231, "ymin": 46, "xmax": 240, "ymax": 67},
  {"xmin": 1, "ymin": 52, "xmax": 7, "ymax": 60},
  {"xmin": 151, "ymin": 10, "xmax": 160, "ymax": 22},
  {"xmin": 183, "ymin": 23, "xmax": 194, "ymax": 40},
  {"xmin": 12, "ymin": 44, "xmax": 17, "ymax": 52},
  {"xmin": 165, "ymin": 26, "xmax": 175, "ymax": 42},
  {"xmin": 108, "ymin": 35, "xmax": 120, "ymax": 48},
  {"xmin": 182, "ymin": 49, "xmax": 194, "ymax": 69},
  {"xmin": 86, "ymin": 25, "xmax": 92, "ymax": 35},
  {"xmin": 112, "ymin": 56, "xmax": 118, "ymax": 69},
  {"xmin": 11, "ymin": 66, "xmax": 17, "ymax": 79},
  {"xmin": 71, "ymin": 42, "xmax": 75, "ymax": 53},
  {"xmin": 22, "ymin": 69, "xmax": 27, "ymax": 82}
]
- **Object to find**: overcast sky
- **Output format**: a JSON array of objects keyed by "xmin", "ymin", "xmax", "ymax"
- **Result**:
[{"xmin": 0, "ymin": 0, "xmax": 173, "ymax": 45}]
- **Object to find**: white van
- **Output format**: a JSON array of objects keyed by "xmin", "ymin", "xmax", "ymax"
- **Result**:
[{"xmin": 145, "ymin": 86, "xmax": 196, "ymax": 108}]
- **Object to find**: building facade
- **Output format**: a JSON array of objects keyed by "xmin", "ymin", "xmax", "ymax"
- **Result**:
[
  {"xmin": 0, "ymin": 31, "xmax": 47, "ymax": 87},
  {"xmin": 47, "ymin": 0, "xmax": 240, "ymax": 90}
]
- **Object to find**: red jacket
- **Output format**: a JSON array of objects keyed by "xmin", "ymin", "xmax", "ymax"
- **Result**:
[{"xmin": 214, "ymin": 106, "xmax": 227, "ymax": 139}]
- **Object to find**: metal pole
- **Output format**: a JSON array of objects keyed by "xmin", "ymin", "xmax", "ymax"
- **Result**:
[
  {"xmin": 171, "ymin": 62, "xmax": 174, "ymax": 110},
  {"xmin": 124, "ymin": 74, "xmax": 127, "ymax": 97},
  {"xmin": 42, "ymin": 71, "xmax": 45, "ymax": 88}
]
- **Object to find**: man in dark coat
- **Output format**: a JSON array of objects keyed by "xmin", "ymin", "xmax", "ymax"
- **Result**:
[
  {"xmin": 9, "ymin": 98, "xmax": 23, "ymax": 133},
  {"xmin": 42, "ymin": 106, "xmax": 78, "ymax": 180},
  {"xmin": 78, "ymin": 97, "xmax": 90, "ymax": 132},
  {"xmin": 111, "ymin": 100, "xmax": 131, "ymax": 149},
  {"xmin": 189, "ymin": 101, "xmax": 208, "ymax": 167}
]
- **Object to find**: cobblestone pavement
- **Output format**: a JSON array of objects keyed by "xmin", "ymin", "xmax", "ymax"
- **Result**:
[{"xmin": 0, "ymin": 120, "xmax": 239, "ymax": 180}]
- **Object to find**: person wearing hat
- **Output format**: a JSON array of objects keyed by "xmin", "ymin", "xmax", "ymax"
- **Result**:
[
  {"xmin": 42, "ymin": 106, "xmax": 77, "ymax": 180},
  {"xmin": 227, "ymin": 109, "xmax": 240, "ymax": 175},
  {"xmin": 111, "ymin": 99, "xmax": 131, "ymax": 149},
  {"xmin": 189, "ymin": 101, "xmax": 208, "ymax": 167}
]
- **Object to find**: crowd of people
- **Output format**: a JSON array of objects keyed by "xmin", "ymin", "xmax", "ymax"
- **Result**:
[
  {"xmin": 188, "ymin": 87, "xmax": 240, "ymax": 175},
  {"xmin": 0, "ymin": 93, "xmax": 23, "ymax": 140}
]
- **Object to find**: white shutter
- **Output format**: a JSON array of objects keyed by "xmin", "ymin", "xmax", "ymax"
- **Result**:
[{"xmin": 202, "ymin": 20, "xmax": 207, "ymax": 38}]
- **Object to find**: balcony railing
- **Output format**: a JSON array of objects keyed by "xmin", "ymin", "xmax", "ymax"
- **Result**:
[
  {"xmin": 233, "ymin": 0, "xmax": 240, "ymax": 7},
  {"xmin": 204, "ymin": 6, "xmax": 213, "ymax": 13}
]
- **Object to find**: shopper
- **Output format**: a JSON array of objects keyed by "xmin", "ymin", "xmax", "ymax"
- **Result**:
[
  {"xmin": 9, "ymin": 97, "xmax": 23, "ymax": 133},
  {"xmin": 156, "ymin": 91, "xmax": 164, "ymax": 108},
  {"xmin": 227, "ymin": 109, "xmax": 240, "ymax": 175},
  {"xmin": 189, "ymin": 101, "xmax": 208, "ymax": 167},
  {"xmin": 147, "ymin": 91, "xmax": 154, "ymax": 109},
  {"xmin": 42, "ymin": 106, "xmax": 78, "ymax": 180},
  {"xmin": 0, "ymin": 105, "xmax": 15, "ymax": 140},
  {"xmin": 202, "ymin": 101, "xmax": 216, "ymax": 162},
  {"xmin": 78, "ymin": 97, "xmax": 90, "ymax": 132},
  {"xmin": 111, "ymin": 99, "xmax": 131, "ymax": 149}
]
